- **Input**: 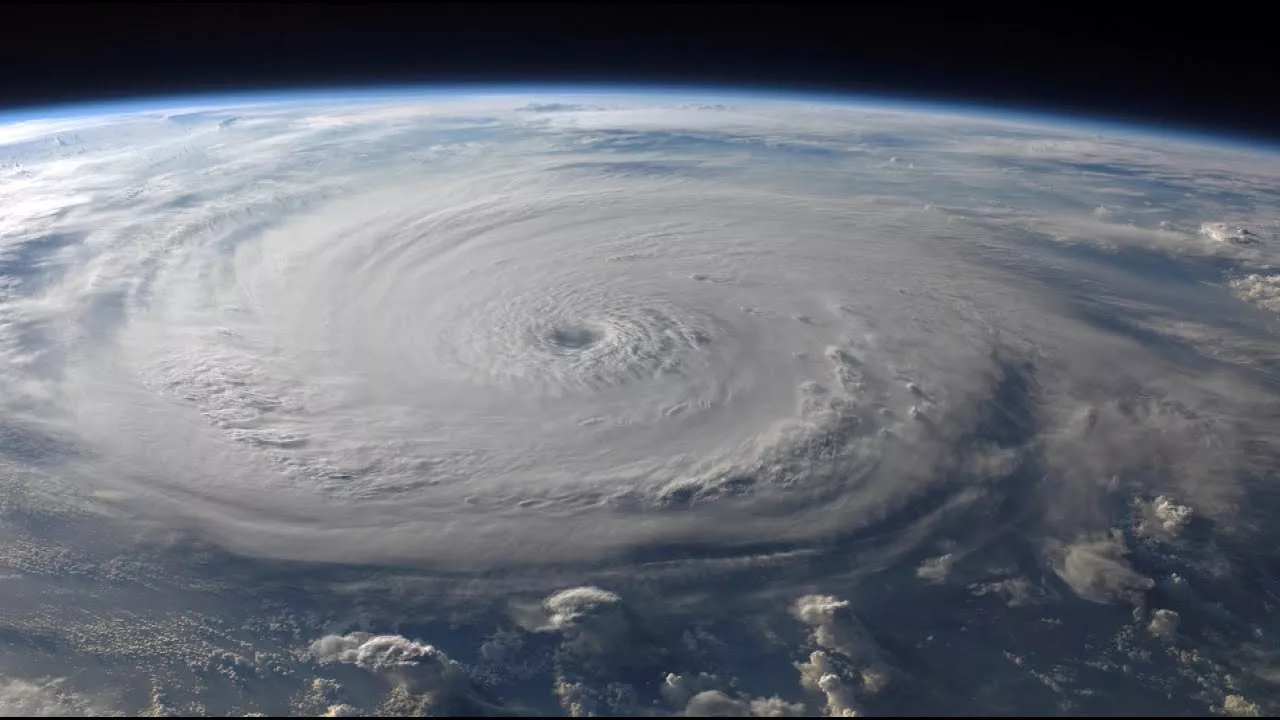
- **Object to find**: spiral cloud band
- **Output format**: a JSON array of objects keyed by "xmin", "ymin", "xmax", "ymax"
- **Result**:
[{"xmin": 3, "ymin": 95, "xmax": 1278, "ymax": 572}]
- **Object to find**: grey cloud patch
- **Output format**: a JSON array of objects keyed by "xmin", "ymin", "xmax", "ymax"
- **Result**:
[
  {"xmin": 1049, "ymin": 533, "xmax": 1154, "ymax": 606},
  {"xmin": 0, "ymin": 232, "xmax": 85, "ymax": 294},
  {"xmin": 0, "ymin": 676, "xmax": 102, "ymax": 717},
  {"xmin": 516, "ymin": 103, "xmax": 592, "ymax": 113},
  {"xmin": 969, "ymin": 574, "xmax": 1049, "ymax": 607},
  {"xmin": 548, "ymin": 160, "xmax": 725, "ymax": 180},
  {"xmin": 915, "ymin": 553, "xmax": 955, "ymax": 583}
]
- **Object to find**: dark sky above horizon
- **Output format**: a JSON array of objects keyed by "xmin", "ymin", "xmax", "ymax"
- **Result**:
[{"xmin": 1, "ymin": 3, "xmax": 1275, "ymax": 143}]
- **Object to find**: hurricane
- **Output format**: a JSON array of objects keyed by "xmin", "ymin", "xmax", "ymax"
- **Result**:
[{"xmin": 1, "ymin": 91, "xmax": 1278, "ymax": 716}]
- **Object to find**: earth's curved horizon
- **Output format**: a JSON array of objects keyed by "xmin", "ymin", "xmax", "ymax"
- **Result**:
[{"xmin": 0, "ymin": 87, "xmax": 1277, "ymax": 716}]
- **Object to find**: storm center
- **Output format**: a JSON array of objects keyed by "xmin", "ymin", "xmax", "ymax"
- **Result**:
[{"xmin": 546, "ymin": 324, "xmax": 603, "ymax": 351}]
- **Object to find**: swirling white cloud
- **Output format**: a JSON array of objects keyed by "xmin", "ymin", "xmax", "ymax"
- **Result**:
[{"xmin": 1, "ymin": 95, "xmax": 1277, "ymax": 576}]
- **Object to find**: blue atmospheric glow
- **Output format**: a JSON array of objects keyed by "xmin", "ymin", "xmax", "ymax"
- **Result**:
[{"xmin": 0, "ymin": 82, "xmax": 1274, "ymax": 154}]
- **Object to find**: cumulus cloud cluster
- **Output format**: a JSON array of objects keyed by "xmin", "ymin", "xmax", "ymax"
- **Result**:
[
  {"xmin": 795, "ymin": 651, "xmax": 859, "ymax": 717},
  {"xmin": 1147, "ymin": 495, "xmax": 1195, "ymax": 536},
  {"xmin": 791, "ymin": 595, "xmax": 891, "ymax": 715},
  {"xmin": 1230, "ymin": 273, "xmax": 1280, "ymax": 312}
]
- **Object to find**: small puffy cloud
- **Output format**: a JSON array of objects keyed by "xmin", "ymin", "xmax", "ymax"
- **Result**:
[
  {"xmin": 684, "ymin": 690, "xmax": 753, "ymax": 717},
  {"xmin": 793, "ymin": 595, "xmax": 853, "ymax": 653},
  {"xmin": 534, "ymin": 586, "xmax": 632, "ymax": 656},
  {"xmin": 295, "ymin": 677, "xmax": 349, "ymax": 716},
  {"xmin": 1229, "ymin": 274, "xmax": 1280, "ymax": 312},
  {"xmin": 552, "ymin": 678, "xmax": 611, "ymax": 718},
  {"xmin": 661, "ymin": 672, "xmax": 719, "ymax": 707},
  {"xmin": 747, "ymin": 696, "xmax": 809, "ymax": 717},
  {"xmin": 792, "ymin": 595, "xmax": 886, "ymax": 673},
  {"xmin": 1137, "ymin": 495, "xmax": 1194, "ymax": 537},
  {"xmin": 308, "ymin": 632, "xmax": 489, "ymax": 715},
  {"xmin": 1222, "ymin": 694, "xmax": 1261, "ymax": 717},
  {"xmin": 1154, "ymin": 496, "xmax": 1194, "ymax": 534},
  {"xmin": 1147, "ymin": 608, "xmax": 1181, "ymax": 640},
  {"xmin": 543, "ymin": 586, "xmax": 622, "ymax": 631},
  {"xmin": 796, "ymin": 651, "xmax": 859, "ymax": 717},
  {"xmin": 663, "ymin": 673, "xmax": 806, "ymax": 717},
  {"xmin": 684, "ymin": 690, "xmax": 807, "ymax": 717},
  {"xmin": 534, "ymin": 587, "xmax": 664, "ymax": 715},
  {"xmin": 310, "ymin": 632, "xmax": 452, "ymax": 675},
  {"xmin": 1050, "ymin": 533, "xmax": 1153, "ymax": 606}
]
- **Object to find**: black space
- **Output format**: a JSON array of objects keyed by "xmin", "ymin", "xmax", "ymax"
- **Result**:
[{"xmin": 0, "ymin": 3, "xmax": 1275, "ymax": 143}]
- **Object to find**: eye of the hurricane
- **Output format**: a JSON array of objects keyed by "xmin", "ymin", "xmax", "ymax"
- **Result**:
[{"xmin": 546, "ymin": 324, "xmax": 604, "ymax": 352}]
